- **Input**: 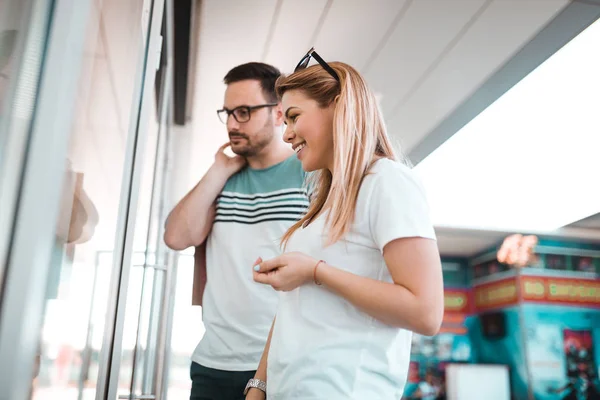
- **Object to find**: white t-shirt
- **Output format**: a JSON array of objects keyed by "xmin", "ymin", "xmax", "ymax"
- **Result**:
[
  {"xmin": 266, "ymin": 159, "xmax": 436, "ymax": 399},
  {"xmin": 192, "ymin": 156, "xmax": 308, "ymax": 371}
]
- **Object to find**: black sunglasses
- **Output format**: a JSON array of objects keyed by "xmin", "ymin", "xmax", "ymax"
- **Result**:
[{"xmin": 294, "ymin": 47, "xmax": 340, "ymax": 82}]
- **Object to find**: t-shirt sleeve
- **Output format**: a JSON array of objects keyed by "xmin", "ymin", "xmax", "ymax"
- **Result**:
[
  {"xmin": 368, "ymin": 163, "xmax": 436, "ymax": 251},
  {"xmin": 304, "ymin": 171, "xmax": 317, "ymax": 201}
]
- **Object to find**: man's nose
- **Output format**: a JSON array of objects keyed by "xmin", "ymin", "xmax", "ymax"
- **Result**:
[{"xmin": 227, "ymin": 115, "xmax": 240, "ymax": 131}]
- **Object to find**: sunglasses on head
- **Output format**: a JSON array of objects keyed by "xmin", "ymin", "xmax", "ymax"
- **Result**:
[{"xmin": 294, "ymin": 47, "xmax": 340, "ymax": 82}]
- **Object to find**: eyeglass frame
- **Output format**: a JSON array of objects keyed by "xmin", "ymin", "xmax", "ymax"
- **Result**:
[
  {"xmin": 216, "ymin": 103, "xmax": 278, "ymax": 124},
  {"xmin": 294, "ymin": 47, "xmax": 340, "ymax": 82}
]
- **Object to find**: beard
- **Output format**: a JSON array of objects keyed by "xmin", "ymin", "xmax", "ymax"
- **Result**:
[{"xmin": 229, "ymin": 118, "xmax": 275, "ymax": 157}]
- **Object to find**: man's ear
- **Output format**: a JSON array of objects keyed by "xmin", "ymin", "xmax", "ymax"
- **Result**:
[{"xmin": 273, "ymin": 102, "xmax": 284, "ymax": 127}]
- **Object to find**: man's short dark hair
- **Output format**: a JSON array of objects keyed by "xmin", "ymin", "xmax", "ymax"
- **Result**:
[{"xmin": 223, "ymin": 62, "xmax": 281, "ymax": 103}]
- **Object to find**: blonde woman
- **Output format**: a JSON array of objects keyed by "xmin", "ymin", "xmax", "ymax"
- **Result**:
[{"xmin": 244, "ymin": 49, "xmax": 444, "ymax": 400}]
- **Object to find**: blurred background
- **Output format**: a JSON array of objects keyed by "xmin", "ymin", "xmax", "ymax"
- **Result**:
[{"xmin": 0, "ymin": 0, "xmax": 599, "ymax": 399}]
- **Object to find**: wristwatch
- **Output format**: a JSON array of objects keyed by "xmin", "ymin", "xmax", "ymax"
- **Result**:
[{"xmin": 243, "ymin": 378, "xmax": 267, "ymax": 395}]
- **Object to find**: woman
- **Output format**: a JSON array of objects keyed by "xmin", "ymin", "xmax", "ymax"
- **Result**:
[{"xmin": 245, "ymin": 49, "xmax": 444, "ymax": 400}]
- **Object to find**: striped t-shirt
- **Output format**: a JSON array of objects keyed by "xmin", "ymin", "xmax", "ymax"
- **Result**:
[{"xmin": 192, "ymin": 154, "xmax": 308, "ymax": 371}]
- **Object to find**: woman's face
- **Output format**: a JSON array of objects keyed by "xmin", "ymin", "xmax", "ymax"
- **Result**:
[{"xmin": 282, "ymin": 89, "xmax": 335, "ymax": 172}]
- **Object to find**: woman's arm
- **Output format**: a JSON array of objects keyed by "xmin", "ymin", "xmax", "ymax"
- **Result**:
[
  {"xmin": 316, "ymin": 237, "xmax": 444, "ymax": 335},
  {"xmin": 245, "ymin": 318, "xmax": 275, "ymax": 400},
  {"xmin": 253, "ymin": 237, "xmax": 443, "ymax": 336}
]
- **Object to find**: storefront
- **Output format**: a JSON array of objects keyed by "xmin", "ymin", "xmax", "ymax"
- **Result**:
[
  {"xmin": 405, "ymin": 240, "xmax": 600, "ymax": 400},
  {"xmin": 0, "ymin": 0, "xmax": 179, "ymax": 398}
]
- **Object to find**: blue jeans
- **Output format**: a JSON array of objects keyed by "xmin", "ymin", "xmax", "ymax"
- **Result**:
[{"xmin": 190, "ymin": 362, "xmax": 256, "ymax": 400}]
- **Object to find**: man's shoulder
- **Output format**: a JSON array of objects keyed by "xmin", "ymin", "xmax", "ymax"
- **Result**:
[
  {"xmin": 221, "ymin": 168, "xmax": 245, "ymax": 192},
  {"xmin": 220, "ymin": 157, "xmax": 306, "ymax": 196}
]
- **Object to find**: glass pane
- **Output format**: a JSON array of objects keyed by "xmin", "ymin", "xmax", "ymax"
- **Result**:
[
  {"xmin": 167, "ymin": 252, "xmax": 204, "ymax": 399},
  {"xmin": 31, "ymin": 0, "xmax": 151, "ymax": 398},
  {"xmin": 117, "ymin": 88, "xmax": 166, "ymax": 398},
  {"xmin": 0, "ymin": 0, "xmax": 52, "ymax": 292}
]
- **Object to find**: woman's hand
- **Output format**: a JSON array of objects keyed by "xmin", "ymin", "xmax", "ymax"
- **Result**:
[{"xmin": 253, "ymin": 252, "xmax": 317, "ymax": 291}]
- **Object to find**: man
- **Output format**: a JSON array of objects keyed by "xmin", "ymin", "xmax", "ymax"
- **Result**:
[{"xmin": 164, "ymin": 62, "xmax": 308, "ymax": 400}]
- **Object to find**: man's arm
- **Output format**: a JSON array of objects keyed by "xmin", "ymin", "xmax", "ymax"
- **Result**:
[
  {"xmin": 164, "ymin": 143, "xmax": 246, "ymax": 250},
  {"xmin": 164, "ymin": 166, "xmax": 226, "ymax": 250}
]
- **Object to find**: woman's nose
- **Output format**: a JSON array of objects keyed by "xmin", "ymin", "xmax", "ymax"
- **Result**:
[{"xmin": 283, "ymin": 126, "xmax": 295, "ymax": 143}]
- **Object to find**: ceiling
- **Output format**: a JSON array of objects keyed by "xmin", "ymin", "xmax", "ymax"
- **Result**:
[
  {"xmin": 186, "ymin": 0, "xmax": 600, "ymax": 256},
  {"xmin": 568, "ymin": 213, "xmax": 600, "ymax": 230},
  {"xmin": 436, "ymin": 225, "xmax": 600, "ymax": 258},
  {"xmin": 189, "ymin": 0, "xmax": 576, "ymax": 175}
]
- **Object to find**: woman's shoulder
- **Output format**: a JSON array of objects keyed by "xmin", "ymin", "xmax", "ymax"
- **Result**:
[
  {"xmin": 364, "ymin": 157, "xmax": 418, "ymax": 185},
  {"xmin": 360, "ymin": 157, "xmax": 428, "ymax": 206}
]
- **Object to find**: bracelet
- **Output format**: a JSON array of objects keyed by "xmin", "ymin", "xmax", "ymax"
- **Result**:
[
  {"xmin": 243, "ymin": 378, "xmax": 266, "ymax": 395},
  {"xmin": 313, "ymin": 260, "xmax": 325, "ymax": 286}
]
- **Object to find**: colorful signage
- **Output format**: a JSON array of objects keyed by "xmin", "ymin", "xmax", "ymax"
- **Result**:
[
  {"xmin": 473, "ymin": 277, "xmax": 519, "ymax": 312},
  {"xmin": 444, "ymin": 288, "xmax": 472, "ymax": 314},
  {"xmin": 521, "ymin": 276, "xmax": 600, "ymax": 308},
  {"xmin": 442, "ymin": 289, "xmax": 472, "ymax": 334}
]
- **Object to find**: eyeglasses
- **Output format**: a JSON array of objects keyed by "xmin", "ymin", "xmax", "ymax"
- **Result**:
[
  {"xmin": 217, "ymin": 103, "xmax": 278, "ymax": 124},
  {"xmin": 294, "ymin": 47, "xmax": 340, "ymax": 82}
]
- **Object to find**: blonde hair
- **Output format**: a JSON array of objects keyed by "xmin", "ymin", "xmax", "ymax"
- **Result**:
[{"xmin": 277, "ymin": 62, "xmax": 402, "ymax": 247}]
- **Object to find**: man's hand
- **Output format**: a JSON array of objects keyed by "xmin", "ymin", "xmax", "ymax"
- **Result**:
[
  {"xmin": 163, "ymin": 142, "xmax": 242, "ymax": 250},
  {"xmin": 214, "ymin": 142, "xmax": 247, "ymax": 177},
  {"xmin": 497, "ymin": 234, "xmax": 538, "ymax": 267}
]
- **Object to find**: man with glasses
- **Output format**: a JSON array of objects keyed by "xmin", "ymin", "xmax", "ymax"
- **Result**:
[{"xmin": 164, "ymin": 62, "xmax": 308, "ymax": 400}]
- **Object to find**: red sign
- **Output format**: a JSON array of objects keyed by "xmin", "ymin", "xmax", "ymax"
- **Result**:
[
  {"xmin": 439, "ymin": 326, "xmax": 468, "ymax": 335},
  {"xmin": 473, "ymin": 277, "xmax": 519, "ymax": 312},
  {"xmin": 520, "ymin": 276, "xmax": 600, "ymax": 308},
  {"xmin": 444, "ymin": 289, "xmax": 472, "ymax": 314},
  {"xmin": 408, "ymin": 361, "xmax": 420, "ymax": 383},
  {"xmin": 443, "ymin": 314, "xmax": 466, "ymax": 325}
]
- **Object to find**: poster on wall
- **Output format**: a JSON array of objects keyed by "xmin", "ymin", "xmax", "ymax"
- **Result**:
[
  {"xmin": 522, "ymin": 304, "xmax": 600, "ymax": 400},
  {"xmin": 572, "ymin": 256, "xmax": 596, "ymax": 273},
  {"xmin": 528, "ymin": 325, "xmax": 600, "ymax": 399},
  {"xmin": 548, "ymin": 329, "xmax": 600, "ymax": 400},
  {"xmin": 546, "ymin": 254, "xmax": 568, "ymax": 271},
  {"xmin": 408, "ymin": 361, "xmax": 420, "ymax": 384},
  {"xmin": 473, "ymin": 261, "xmax": 510, "ymax": 280}
]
